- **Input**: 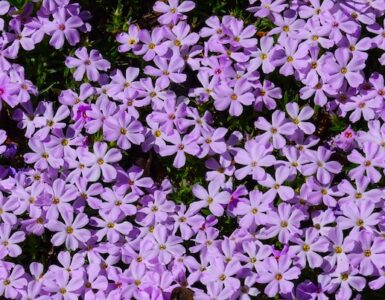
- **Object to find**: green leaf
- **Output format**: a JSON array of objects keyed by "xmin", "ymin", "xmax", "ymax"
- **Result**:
[{"xmin": 10, "ymin": 0, "xmax": 27, "ymax": 9}]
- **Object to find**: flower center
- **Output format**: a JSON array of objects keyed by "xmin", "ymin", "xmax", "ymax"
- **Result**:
[
  {"xmin": 275, "ymin": 273, "xmax": 283, "ymax": 280},
  {"xmin": 335, "ymin": 246, "xmax": 343, "ymax": 254},
  {"xmin": 341, "ymin": 273, "xmax": 349, "ymax": 281},
  {"xmin": 120, "ymin": 128, "xmax": 127, "ymax": 135},
  {"xmin": 174, "ymin": 39, "xmax": 181, "ymax": 47},
  {"xmin": 356, "ymin": 219, "xmax": 364, "ymax": 227},
  {"xmin": 107, "ymin": 222, "xmax": 115, "ymax": 228}
]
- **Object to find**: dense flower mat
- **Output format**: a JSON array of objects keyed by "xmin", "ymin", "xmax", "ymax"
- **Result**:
[{"xmin": 0, "ymin": 0, "xmax": 385, "ymax": 299}]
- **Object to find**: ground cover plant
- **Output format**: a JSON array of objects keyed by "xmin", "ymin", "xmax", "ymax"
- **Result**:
[{"xmin": 0, "ymin": 0, "xmax": 385, "ymax": 299}]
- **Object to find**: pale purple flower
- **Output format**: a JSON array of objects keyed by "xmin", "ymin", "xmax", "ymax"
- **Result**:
[
  {"xmin": 86, "ymin": 142, "xmax": 122, "ymax": 182},
  {"xmin": 46, "ymin": 210, "xmax": 90, "ymax": 250},
  {"xmin": 116, "ymin": 24, "xmax": 140, "ymax": 52},
  {"xmin": 289, "ymin": 228, "xmax": 329, "ymax": 268},
  {"xmin": 153, "ymin": 0, "xmax": 196, "ymax": 25},
  {"xmin": 191, "ymin": 181, "xmax": 231, "ymax": 216},
  {"xmin": 347, "ymin": 141, "xmax": 385, "ymax": 183},
  {"xmin": 0, "ymin": 265, "xmax": 27, "ymax": 299},
  {"xmin": 0, "ymin": 224, "xmax": 25, "ymax": 258},
  {"xmin": 255, "ymin": 110, "xmax": 296, "ymax": 149},
  {"xmin": 160, "ymin": 132, "xmax": 199, "ymax": 168},
  {"xmin": 213, "ymin": 79, "xmax": 254, "ymax": 116},
  {"xmin": 285, "ymin": 102, "xmax": 315, "ymax": 134},
  {"xmin": 257, "ymin": 255, "xmax": 300, "ymax": 297},
  {"xmin": 301, "ymin": 146, "xmax": 342, "ymax": 184},
  {"xmin": 65, "ymin": 47, "xmax": 111, "ymax": 82},
  {"xmin": 149, "ymin": 225, "xmax": 185, "ymax": 264}
]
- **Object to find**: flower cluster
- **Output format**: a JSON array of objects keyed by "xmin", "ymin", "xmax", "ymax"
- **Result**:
[{"xmin": 0, "ymin": 0, "xmax": 385, "ymax": 299}]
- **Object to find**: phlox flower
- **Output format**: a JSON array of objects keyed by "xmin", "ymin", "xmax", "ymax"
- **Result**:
[
  {"xmin": 153, "ymin": 0, "xmax": 196, "ymax": 25},
  {"xmin": 46, "ymin": 210, "xmax": 90, "ymax": 250},
  {"xmin": 65, "ymin": 47, "xmax": 111, "ymax": 82},
  {"xmin": 190, "ymin": 181, "xmax": 231, "ymax": 217},
  {"xmin": 257, "ymin": 255, "xmax": 301, "ymax": 298}
]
